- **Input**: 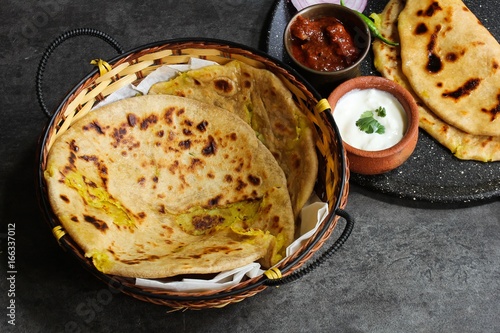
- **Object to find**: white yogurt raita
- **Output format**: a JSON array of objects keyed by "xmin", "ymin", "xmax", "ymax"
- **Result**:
[{"xmin": 333, "ymin": 88, "xmax": 407, "ymax": 151}]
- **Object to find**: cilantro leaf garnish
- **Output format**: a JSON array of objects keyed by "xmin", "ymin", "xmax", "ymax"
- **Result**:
[
  {"xmin": 375, "ymin": 106, "xmax": 386, "ymax": 117},
  {"xmin": 356, "ymin": 107, "xmax": 387, "ymax": 134}
]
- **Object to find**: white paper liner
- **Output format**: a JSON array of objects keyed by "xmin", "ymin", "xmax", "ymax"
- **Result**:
[
  {"xmin": 91, "ymin": 58, "xmax": 219, "ymax": 110},
  {"xmin": 134, "ymin": 263, "xmax": 263, "ymax": 293},
  {"xmin": 90, "ymin": 59, "xmax": 329, "ymax": 292}
]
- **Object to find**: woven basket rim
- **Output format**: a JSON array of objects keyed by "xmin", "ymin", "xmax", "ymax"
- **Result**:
[{"xmin": 35, "ymin": 37, "xmax": 349, "ymax": 306}]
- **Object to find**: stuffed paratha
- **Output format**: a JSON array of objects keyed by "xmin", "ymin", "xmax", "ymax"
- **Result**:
[
  {"xmin": 149, "ymin": 60, "xmax": 318, "ymax": 218},
  {"xmin": 44, "ymin": 95, "xmax": 295, "ymax": 278},
  {"xmin": 398, "ymin": 0, "xmax": 500, "ymax": 136},
  {"xmin": 373, "ymin": 0, "xmax": 500, "ymax": 161}
]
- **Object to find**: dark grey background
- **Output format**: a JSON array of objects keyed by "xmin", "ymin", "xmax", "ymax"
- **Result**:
[{"xmin": 1, "ymin": 1, "xmax": 499, "ymax": 332}]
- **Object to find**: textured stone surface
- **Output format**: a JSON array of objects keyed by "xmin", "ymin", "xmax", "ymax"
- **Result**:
[{"xmin": 0, "ymin": 1, "xmax": 499, "ymax": 332}]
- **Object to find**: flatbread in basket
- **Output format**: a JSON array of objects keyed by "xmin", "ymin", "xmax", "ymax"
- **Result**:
[
  {"xmin": 44, "ymin": 94, "xmax": 295, "ymax": 278},
  {"xmin": 149, "ymin": 60, "xmax": 318, "ymax": 218},
  {"xmin": 37, "ymin": 36, "xmax": 351, "ymax": 310}
]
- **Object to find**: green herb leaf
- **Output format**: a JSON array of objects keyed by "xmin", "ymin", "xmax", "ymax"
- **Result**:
[
  {"xmin": 356, "ymin": 111, "xmax": 385, "ymax": 134},
  {"xmin": 375, "ymin": 106, "xmax": 386, "ymax": 117},
  {"xmin": 339, "ymin": 0, "xmax": 400, "ymax": 46}
]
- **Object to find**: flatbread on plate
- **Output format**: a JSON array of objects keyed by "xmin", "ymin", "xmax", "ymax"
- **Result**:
[
  {"xmin": 398, "ymin": 0, "xmax": 500, "ymax": 136},
  {"xmin": 373, "ymin": 0, "xmax": 500, "ymax": 161}
]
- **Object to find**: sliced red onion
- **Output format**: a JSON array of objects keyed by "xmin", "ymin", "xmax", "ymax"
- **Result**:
[{"xmin": 290, "ymin": 0, "xmax": 367, "ymax": 13}]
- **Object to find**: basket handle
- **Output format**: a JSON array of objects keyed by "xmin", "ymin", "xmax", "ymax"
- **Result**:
[
  {"xmin": 264, "ymin": 208, "xmax": 354, "ymax": 286},
  {"xmin": 36, "ymin": 28, "xmax": 125, "ymax": 118}
]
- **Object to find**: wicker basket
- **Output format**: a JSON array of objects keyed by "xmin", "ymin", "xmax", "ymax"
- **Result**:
[{"xmin": 35, "ymin": 28, "xmax": 353, "ymax": 310}]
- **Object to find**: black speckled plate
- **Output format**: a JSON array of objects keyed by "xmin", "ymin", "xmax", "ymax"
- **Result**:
[{"xmin": 261, "ymin": 0, "xmax": 500, "ymax": 204}]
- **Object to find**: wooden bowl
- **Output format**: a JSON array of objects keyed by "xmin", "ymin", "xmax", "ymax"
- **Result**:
[{"xmin": 327, "ymin": 76, "xmax": 419, "ymax": 175}]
